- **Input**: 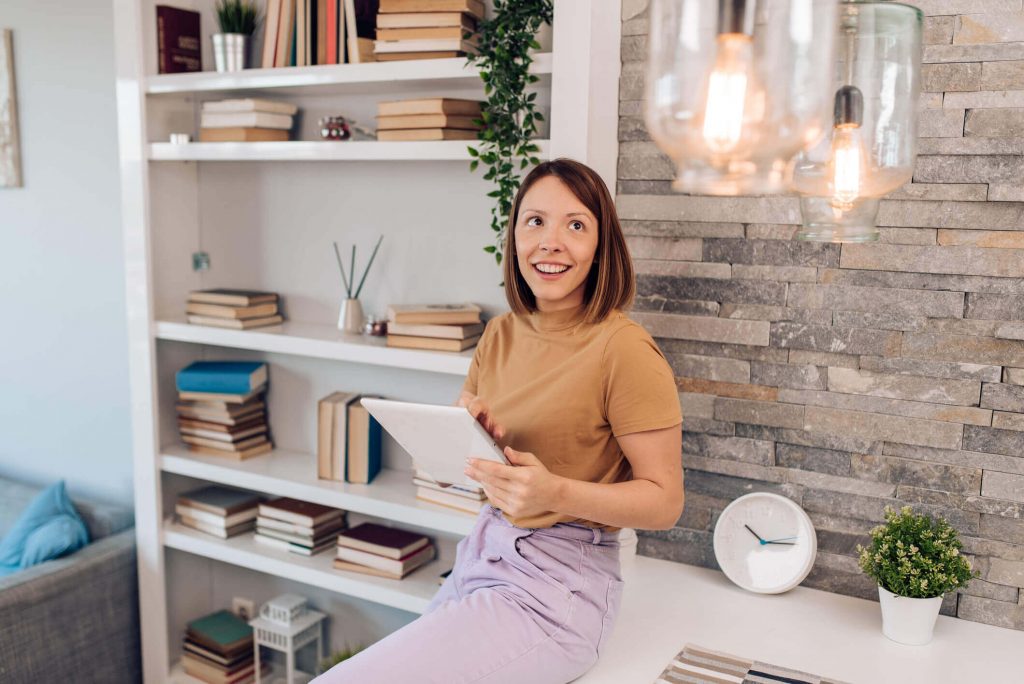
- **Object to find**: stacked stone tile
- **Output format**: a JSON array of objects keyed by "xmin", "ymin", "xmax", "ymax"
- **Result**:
[{"xmin": 617, "ymin": 0, "xmax": 1024, "ymax": 631}]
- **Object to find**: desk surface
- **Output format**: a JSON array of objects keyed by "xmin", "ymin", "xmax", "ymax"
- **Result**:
[{"xmin": 579, "ymin": 555, "xmax": 1022, "ymax": 684}]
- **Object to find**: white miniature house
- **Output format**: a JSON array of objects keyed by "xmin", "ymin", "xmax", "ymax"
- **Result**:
[{"xmin": 250, "ymin": 593, "xmax": 326, "ymax": 684}]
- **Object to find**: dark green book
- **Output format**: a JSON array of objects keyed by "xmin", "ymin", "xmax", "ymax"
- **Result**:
[{"xmin": 186, "ymin": 610, "xmax": 253, "ymax": 654}]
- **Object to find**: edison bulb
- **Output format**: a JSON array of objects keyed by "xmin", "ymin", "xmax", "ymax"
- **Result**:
[{"xmin": 701, "ymin": 33, "xmax": 755, "ymax": 155}]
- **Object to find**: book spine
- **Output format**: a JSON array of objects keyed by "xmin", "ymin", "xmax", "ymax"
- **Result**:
[
  {"xmin": 176, "ymin": 369, "xmax": 261, "ymax": 394},
  {"xmin": 157, "ymin": 14, "xmax": 167, "ymax": 74}
]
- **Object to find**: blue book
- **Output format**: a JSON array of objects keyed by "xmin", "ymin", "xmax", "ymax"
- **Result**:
[
  {"xmin": 346, "ymin": 401, "xmax": 382, "ymax": 485},
  {"xmin": 176, "ymin": 361, "xmax": 268, "ymax": 394}
]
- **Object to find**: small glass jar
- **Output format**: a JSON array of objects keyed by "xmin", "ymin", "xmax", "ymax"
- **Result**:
[
  {"xmin": 792, "ymin": 1, "xmax": 923, "ymax": 242},
  {"xmin": 644, "ymin": 0, "xmax": 839, "ymax": 196},
  {"xmin": 363, "ymin": 316, "xmax": 387, "ymax": 336}
]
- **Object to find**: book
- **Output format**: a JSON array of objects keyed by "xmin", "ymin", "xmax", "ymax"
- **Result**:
[
  {"xmin": 326, "ymin": 0, "xmax": 339, "ymax": 64},
  {"xmin": 379, "ymin": 0, "xmax": 484, "ymax": 19},
  {"xmin": 187, "ymin": 314, "xmax": 285, "ymax": 329},
  {"xmin": 254, "ymin": 532, "xmax": 337, "ymax": 556},
  {"xmin": 261, "ymin": 0, "xmax": 284, "ymax": 68},
  {"xmin": 317, "ymin": 0, "xmax": 327, "ymax": 64},
  {"xmin": 276, "ymin": 0, "xmax": 297, "ymax": 68},
  {"xmin": 199, "ymin": 128, "xmax": 291, "ymax": 143},
  {"xmin": 334, "ymin": 393, "xmax": 364, "ymax": 481},
  {"xmin": 188, "ymin": 289, "xmax": 279, "ymax": 307},
  {"xmin": 376, "ymin": 113, "xmax": 482, "ymax": 130},
  {"xmin": 156, "ymin": 5, "xmax": 201, "ymax": 74},
  {"xmin": 178, "ymin": 386, "xmax": 267, "ymax": 404},
  {"xmin": 376, "ymin": 11, "xmax": 476, "ymax": 29},
  {"xmin": 256, "ymin": 514, "xmax": 347, "ymax": 537},
  {"xmin": 181, "ymin": 654, "xmax": 255, "ymax": 682},
  {"xmin": 200, "ymin": 112, "xmax": 294, "ymax": 130},
  {"xmin": 177, "ymin": 415, "xmax": 267, "ymax": 433},
  {"xmin": 373, "ymin": 37, "xmax": 478, "ymax": 54},
  {"xmin": 317, "ymin": 391, "xmax": 352, "ymax": 481},
  {"xmin": 182, "ymin": 434, "xmax": 270, "ymax": 452},
  {"xmin": 183, "ymin": 638, "xmax": 252, "ymax": 668},
  {"xmin": 178, "ymin": 485, "xmax": 262, "ymax": 517},
  {"xmin": 296, "ymin": 0, "xmax": 307, "ymax": 66},
  {"xmin": 377, "ymin": 26, "xmax": 473, "ymax": 41},
  {"xmin": 344, "ymin": 0, "xmax": 360, "ymax": 63},
  {"xmin": 185, "ymin": 302, "xmax": 279, "ymax": 320},
  {"xmin": 255, "ymin": 521, "xmax": 344, "ymax": 547},
  {"xmin": 332, "ymin": 556, "xmax": 433, "ymax": 579},
  {"xmin": 387, "ymin": 302, "xmax": 482, "ymax": 324},
  {"xmin": 178, "ymin": 514, "xmax": 257, "ymax": 539},
  {"xmin": 186, "ymin": 609, "xmax": 254, "ymax": 654},
  {"xmin": 202, "ymin": 99, "xmax": 300, "ymax": 116},
  {"xmin": 187, "ymin": 441, "xmax": 273, "ymax": 460},
  {"xmin": 413, "ymin": 477, "xmax": 484, "ymax": 499},
  {"xmin": 377, "ymin": 97, "xmax": 481, "ymax": 117},
  {"xmin": 259, "ymin": 497, "xmax": 346, "ymax": 527},
  {"xmin": 373, "ymin": 51, "xmax": 461, "ymax": 61},
  {"xmin": 176, "ymin": 503, "xmax": 259, "ymax": 527},
  {"xmin": 178, "ymin": 423, "xmax": 268, "ymax": 444},
  {"xmin": 176, "ymin": 401, "xmax": 265, "ymax": 426},
  {"xmin": 386, "ymin": 333, "xmax": 481, "ymax": 352},
  {"xmin": 336, "ymin": 521, "xmax": 431, "ymax": 559},
  {"xmin": 176, "ymin": 361, "xmax": 268, "ymax": 395},
  {"xmin": 377, "ymin": 125, "xmax": 479, "ymax": 138},
  {"xmin": 335, "ymin": 541, "xmax": 436, "ymax": 574},
  {"xmin": 385, "ymin": 321, "xmax": 484, "ymax": 339},
  {"xmin": 416, "ymin": 487, "xmax": 484, "ymax": 514},
  {"xmin": 345, "ymin": 398, "xmax": 382, "ymax": 484}
]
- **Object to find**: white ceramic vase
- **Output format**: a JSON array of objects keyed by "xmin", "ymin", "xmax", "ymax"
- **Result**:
[
  {"xmin": 878, "ymin": 584, "xmax": 943, "ymax": 645},
  {"xmin": 337, "ymin": 297, "xmax": 364, "ymax": 334}
]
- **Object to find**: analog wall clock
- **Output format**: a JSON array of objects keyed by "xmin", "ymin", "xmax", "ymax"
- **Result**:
[{"xmin": 712, "ymin": 492, "xmax": 818, "ymax": 594}]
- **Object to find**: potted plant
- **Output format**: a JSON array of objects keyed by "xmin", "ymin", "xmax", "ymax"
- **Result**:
[
  {"xmin": 856, "ymin": 505, "xmax": 979, "ymax": 645},
  {"xmin": 317, "ymin": 644, "xmax": 365, "ymax": 675},
  {"xmin": 212, "ymin": 0, "xmax": 261, "ymax": 72}
]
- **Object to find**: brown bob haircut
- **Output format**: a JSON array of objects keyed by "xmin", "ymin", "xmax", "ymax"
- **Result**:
[{"xmin": 503, "ymin": 157, "xmax": 635, "ymax": 324}]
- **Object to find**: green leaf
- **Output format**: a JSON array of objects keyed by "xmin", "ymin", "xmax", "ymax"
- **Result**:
[
  {"xmin": 469, "ymin": 159, "xmax": 479, "ymax": 172},
  {"xmin": 467, "ymin": 146, "xmax": 479, "ymax": 157},
  {"xmin": 483, "ymin": 245, "xmax": 497, "ymax": 253}
]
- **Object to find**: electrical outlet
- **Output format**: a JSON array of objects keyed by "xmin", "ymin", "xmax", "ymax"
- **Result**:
[{"xmin": 232, "ymin": 596, "xmax": 255, "ymax": 621}]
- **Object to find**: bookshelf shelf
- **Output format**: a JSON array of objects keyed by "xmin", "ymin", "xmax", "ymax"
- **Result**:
[
  {"xmin": 161, "ymin": 444, "xmax": 478, "ymax": 537},
  {"xmin": 154, "ymin": 319, "xmax": 473, "ymax": 376},
  {"xmin": 148, "ymin": 139, "xmax": 551, "ymax": 162},
  {"xmin": 163, "ymin": 518, "xmax": 457, "ymax": 615},
  {"xmin": 146, "ymin": 52, "xmax": 553, "ymax": 97}
]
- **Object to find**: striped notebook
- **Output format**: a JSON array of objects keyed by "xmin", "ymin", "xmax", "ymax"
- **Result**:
[{"xmin": 655, "ymin": 643, "xmax": 852, "ymax": 684}]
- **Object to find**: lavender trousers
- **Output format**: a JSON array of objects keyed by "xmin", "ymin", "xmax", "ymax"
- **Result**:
[{"xmin": 314, "ymin": 503, "xmax": 625, "ymax": 684}]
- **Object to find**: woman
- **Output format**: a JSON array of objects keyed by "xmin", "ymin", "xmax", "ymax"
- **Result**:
[{"xmin": 316, "ymin": 158, "xmax": 683, "ymax": 683}]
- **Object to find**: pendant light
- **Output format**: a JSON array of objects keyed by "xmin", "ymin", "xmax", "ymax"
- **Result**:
[
  {"xmin": 644, "ymin": 0, "xmax": 838, "ymax": 196},
  {"xmin": 791, "ymin": 1, "xmax": 923, "ymax": 242}
]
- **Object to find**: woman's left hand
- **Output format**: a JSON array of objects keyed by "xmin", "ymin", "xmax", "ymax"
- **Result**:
[{"xmin": 464, "ymin": 446, "xmax": 562, "ymax": 519}]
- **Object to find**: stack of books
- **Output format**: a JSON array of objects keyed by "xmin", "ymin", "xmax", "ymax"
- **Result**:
[
  {"xmin": 182, "ymin": 609, "xmax": 268, "ymax": 684},
  {"xmin": 199, "ymin": 99, "xmax": 298, "ymax": 143},
  {"xmin": 334, "ymin": 521, "xmax": 436, "ymax": 579},
  {"xmin": 376, "ymin": 97, "xmax": 483, "ymax": 141},
  {"xmin": 316, "ymin": 391, "xmax": 383, "ymax": 484},
  {"xmin": 374, "ymin": 0, "xmax": 483, "ymax": 61},
  {"xmin": 385, "ymin": 302, "xmax": 483, "ymax": 351},
  {"xmin": 254, "ymin": 497, "xmax": 348, "ymax": 556},
  {"xmin": 176, "ymin": 361, "xmax": 273, "ymax": 460},
  {"xmin": 413, "ymin": 463, "xmax": 486, "ymax": 514},
  {"xmin": 186, "ymin": 289, "xmax": 284, "ymax": 329},
  {"xmin": 176, "ymin": 485, "xmax": 262, "ymax": 539}
]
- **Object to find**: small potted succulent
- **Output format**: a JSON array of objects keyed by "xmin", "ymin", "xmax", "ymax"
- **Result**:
[
  {"xmin": 212, "ymin": 0, "xmax": 261, "ymax": 72},
  {"xmin": 856, "ymin": 505, "xmax": 979, "ymax": 645}
]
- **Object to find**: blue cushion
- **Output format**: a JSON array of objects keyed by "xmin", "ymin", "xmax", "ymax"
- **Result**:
[{"xmin": 0, "ymin": 480, "xmax": 90, "ymax": 572}]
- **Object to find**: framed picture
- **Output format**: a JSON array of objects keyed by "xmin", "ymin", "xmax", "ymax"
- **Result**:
[{"xmin": 1, "ymin": 28, "xmax": 22, "ymax": 188}]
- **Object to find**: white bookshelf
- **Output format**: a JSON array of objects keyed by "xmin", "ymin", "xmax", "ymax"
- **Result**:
[{"xmin": 114, "ymin": 1, "xmax": 622, "ymax": 681}]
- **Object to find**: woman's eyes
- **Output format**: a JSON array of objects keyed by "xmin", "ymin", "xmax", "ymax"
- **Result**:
[{"xmin": 525, "ymin": 216, "xmax": 585, "ymax": 231}]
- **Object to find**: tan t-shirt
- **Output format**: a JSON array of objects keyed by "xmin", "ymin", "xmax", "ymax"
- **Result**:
[{"xmin": 461, "ymin": 302, "xmax": 683, "ymax": 532}]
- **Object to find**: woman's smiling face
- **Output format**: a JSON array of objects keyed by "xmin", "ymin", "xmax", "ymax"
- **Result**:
[{"xmin": 514, "ymin": 176, "xmax": 600, "ymax": 312}]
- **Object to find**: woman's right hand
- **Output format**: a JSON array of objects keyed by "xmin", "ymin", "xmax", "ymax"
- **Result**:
[{"xmin": 457, "ymin": 391, "xmax": 505, "ymax": 442}]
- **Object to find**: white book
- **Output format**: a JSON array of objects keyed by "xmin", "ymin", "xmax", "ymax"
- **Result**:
[
  {"xmin": 336, "ymin": 542, "xmax": 435, "ymax": 574},
  {"xmin": 178, "ymin": 515, "xmax": 255, "ymax": 539},
  {"xmin": 416, "ymin": 487, "xmax": 484, "ymax": 514},
  {"xmin": 200, "ymin": 111, "xmax": 294, "ymax": 130},
  {"xmin": 386, "ymin": 321, "xmax": 485, "ymax": 340},
  {"xmin": 412, "ymin": 478, "xmax": 484, "ymax": 500},
  {"xmin": 373, "ymin": 38, "xmax": 477, "ymax": 53},
  {"xmin": 254, "ymin": 532, "xmax": 334, "ymax": 556},
  {"xmin": 201, "ymin": 98, "xmax": 299, "ymax": 115},
  {"xmin": 175, "ymin": 503, "xmax": 258, "ymax": 527}
]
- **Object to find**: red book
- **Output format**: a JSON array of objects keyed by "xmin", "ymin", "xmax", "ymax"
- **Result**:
[
  {"xmin": 156, "ymin": 5, "xmax": 201, "ymax": 74},
  {"xmin": 326, "ymin": 0, "xmax": 338, "ymax": 64}
]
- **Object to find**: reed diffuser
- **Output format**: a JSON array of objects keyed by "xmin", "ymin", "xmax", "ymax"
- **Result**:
[{"xmin": 334, "ymin": 235, "xmax": 383, "ymax": 333}]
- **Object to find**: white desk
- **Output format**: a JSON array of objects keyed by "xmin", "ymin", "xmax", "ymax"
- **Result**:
[{"xmin": 578, "ymin": 556, "xmax": 1022, "ymax": 684}]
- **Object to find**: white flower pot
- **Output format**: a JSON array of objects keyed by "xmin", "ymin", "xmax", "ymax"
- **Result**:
[{"xmin": 878, "ymin": 584, "xmax": 943, "ymax": 645}]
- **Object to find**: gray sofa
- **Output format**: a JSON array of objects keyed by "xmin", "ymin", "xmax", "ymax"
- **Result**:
[{"xmin": 0, "ymin": 476, "xmax": 141, "ymax": 683}]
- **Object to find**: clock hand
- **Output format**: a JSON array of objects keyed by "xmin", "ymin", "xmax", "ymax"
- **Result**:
[
  {"xmin": 764, "ymin": 535, "xmax": 799, "ymax": 543},
  {"xmin": 765, "ymin": 541, "xmax": 797, "ymax": 545},
  {"xmin": 744, "ymin": 524, "xmax": 766, "ymax": 544}
]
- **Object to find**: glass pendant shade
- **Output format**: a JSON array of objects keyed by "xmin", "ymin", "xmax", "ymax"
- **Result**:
[
  {"xmin": 793, "ymin": 1, "xmax": 923, "ymax": 242},
  {"xmin": 644, "ymin": 0, "xmax": 839, "ymax": 196}
]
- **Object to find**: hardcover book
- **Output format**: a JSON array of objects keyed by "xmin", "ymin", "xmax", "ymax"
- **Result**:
[
  {"xmin": 188, "ymin": 289, "xmax": 279, "ymax": 307},
  {"xmin": 177, "ymin": 485, "xmax": 262, "ymax": 517},
  {"xmin": 156, "ymin": 5, "xmax": 201, "ymax": 74},
  {"xmin": 387, "ymin": 302, "xmax": 481, "ymax": 324},
  {"xmin": 259, "ymin": 497, "xmax": 346, "ymax": 527},
  {"xmin": 377, "ymin": 97, "xmax": 481, "ymax": 117},
  {"xmin": 176, "ymin": 361, "xmax": 268, "ymax": 395},
  {"xmin": 336, "ymin": 521, "xmax": 431, "ymax": 558}
]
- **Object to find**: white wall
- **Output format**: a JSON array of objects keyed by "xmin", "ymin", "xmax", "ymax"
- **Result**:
[{"xmin": 0, "ymin": 0, "xmax": 133, "ymax": 507}]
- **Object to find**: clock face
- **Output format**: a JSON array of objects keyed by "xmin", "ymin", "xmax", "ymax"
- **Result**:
[{"xmin": 712, "ymin": 492, "xmax": 818, "ymax": 594}]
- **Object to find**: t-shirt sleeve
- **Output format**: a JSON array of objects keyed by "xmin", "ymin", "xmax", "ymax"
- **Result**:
[
  {"xmin": 602, "ymin": 322, "xmax": 682, "ymax": 437},
  {"xmin": 461, "ymin": 320, "xmax": 491, "ymax": 397}
]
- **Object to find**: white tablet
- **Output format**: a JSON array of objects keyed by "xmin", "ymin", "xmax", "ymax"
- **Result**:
[{"xmin": 359, "ymin": 397, "xmax": 510, "ymax": 488}]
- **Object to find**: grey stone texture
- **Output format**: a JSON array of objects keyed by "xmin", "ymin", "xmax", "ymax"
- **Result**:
[{"xmin": 619, "ymin": 4, "xmax": 1024, "ymax": 631}]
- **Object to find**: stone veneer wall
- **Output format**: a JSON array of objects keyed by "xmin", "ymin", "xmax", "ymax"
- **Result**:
[{"xmin": 617, "ymin": 0, "xmax": 1024, "ymax": 631}]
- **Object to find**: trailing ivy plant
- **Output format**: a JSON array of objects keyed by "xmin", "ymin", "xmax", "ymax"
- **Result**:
[{"xmin": 465, "ymin": 0, "xmax": 554, "ymax": 286}]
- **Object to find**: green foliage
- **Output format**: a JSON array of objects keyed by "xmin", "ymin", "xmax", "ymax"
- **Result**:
[
  {"xmin": 465, "ymin": 0, "xmax": 553, "ymax": 286},
  {"xmin": 856, "ymin": 505, "xmax": 979, "ymax": 599},
  {"xmin": 215, "ymin": 0, "xmax": 261, "ymax": 35},
  {"xmin": 316, "ymin": 644, "xmax": 365, "ymax": 674}
]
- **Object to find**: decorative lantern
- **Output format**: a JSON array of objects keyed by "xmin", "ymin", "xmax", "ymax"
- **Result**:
[
  {"xmin": 250, "ymin": 594, "xmax": 327, "ymax": 684},
  {"xmin": 792, "ymin": 1, "xmax": 923, "ymax": 242},
  {"xmin": 644, "ymin": 0, "xmax": 839, "ymax": 196}
]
